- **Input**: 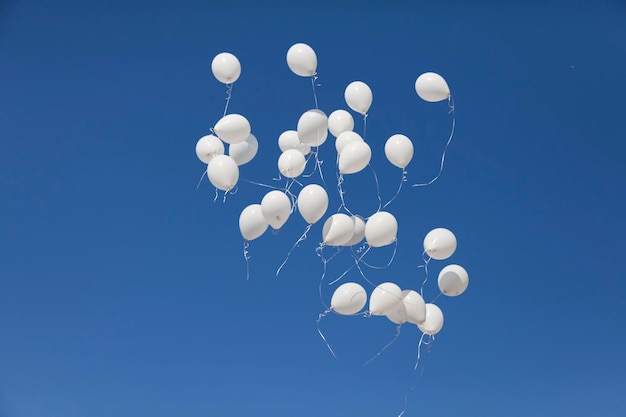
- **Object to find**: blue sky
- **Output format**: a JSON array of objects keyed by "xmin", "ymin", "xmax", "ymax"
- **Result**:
[{"xmin": 1, "ymin": 1, "xmax": 626, "ymax": 416}]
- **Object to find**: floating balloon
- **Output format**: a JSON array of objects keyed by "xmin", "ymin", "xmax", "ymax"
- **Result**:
[
  {"xmin": 369, "ymin": 282, "xmax": 403, "ymax": 316},
  {"xmin": 417, "ymin": 304, "xmax": 444, "ymax": 335},
  {"xmin": 278, "ymin": 130, "xmax": 311, "ymax": 155},
  {"xmin": 297, "ymin": 109, "xmax": 328, "ymax": 147},
  {"xmin": 365, "ymin": 211, "xmax": 398, "ymax": 248},
  {"xmin": 322, "ymin": 213, "xmax": 355, "ymax": 246},
  {"xmin": 277, "ymin": 149, "xmax": 306, "ymax": 178},
  {"xmin": 207, "ymin": 154, "xmax": 239, "ymax": 191},
  {"xmin": 328, "ymin": 109, "xmax": 355, "ymax": 137},
  {"xmin": 384, "ymin": 134, "xmax": 414, "ymax": 169},
  {"xmin": 401, "ymin": 290, "xmax": 426, "ymax": 325},
  {"xmin": 415, "ymin": 72, "xmax": 450, "ymax": 103},
  {"xmin": 331, "ymin": 282, "xmax": 367, "ymax": 315},
  {"xmin": 335, "ymin": 131, "xmax": 363, "ymax": 154},
  {"xmin": 229, "ymin": 134, "xmax": 258, "ymax": 166},
  {"xmin": 438, "ymin": 264, "xmax": 469, "ymax": 296},
  {"xmin": 338, "ymin": 141, "xmax": 371, "ymax": 174},
  {"xmin": 195, "ymin": 134, "xmax": 224, "ymax": 164},
  {"xmin": 344, "ymin": 81, "xmax": 372, "ymax": 115},
  {"xmin": 213, "ymin": 114, "xmax": 251, "ymax": 144},
  {"xmin": 239, "ymin": 204, "xmax": 268, "ymax": 241},
  {"xmin": 423, "ymin": 228, "xmax": 457, "ymax": 260},
  {"xmin": 386, "ymin": 302, "xmax": 407, "ymax": 325},
  {"xmin": 345, "ymin": 215, "xmax": 366, "ymax": 247},
  {"xmin": 286, "ymin": 43, "xmax": 317, "ymax": 77},
  {"xmin": 211, "ymin": 52, "xmax": 241, "ymax": 84},
  {"xmin": 261, "ymin": 190, "xmax": 292, "ymax": 230},
  {"xmin": 297, "ymin": 184, "xmax": 328, "ymax": 224}
]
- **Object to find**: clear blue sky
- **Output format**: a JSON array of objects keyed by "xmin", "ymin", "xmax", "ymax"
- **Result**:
[{"xmin": 1, "ymin": 1, "xmax": 625, "ymax": 416}]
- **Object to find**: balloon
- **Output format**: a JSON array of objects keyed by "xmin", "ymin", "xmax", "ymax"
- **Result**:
[
  {"xmin": 328, "ymin": 109, "xmax": 355, "ymax": 137},
  {"xmin": 261, "ymin": 190, "xmax": 292, "ymax": 230},
  {"xmin": 207, "ymin": 155, "xmax": 239, "ymax": 191},
  {"xmin": 369, "ymin": 282, "xmax": 403, "ymax": 316},
  {"xmin": 213, "ymin": 114, "xmax": 251, "ymax": 145},
  {"xmin": 211, "ymin": 52, "xmax": 241, "ymax": 84},
  {"xmin": 297, "ymin": 184, "xmax": 328, "ymax": 224},
  {"xmin": 297, "ymin": 109, "xmax": 328, "ymax": 147},
  {"xmin": 331, "ymin": 282, "xmax": 367, "ymax": 315},
  {"xmin": 384, "ymin": 134, "xmax": 414, "ymax": 169},
  {"xmin": 322, "ymin": 213, "xmax": 354, "ymax": 246},
  {"xmin": 365, "ymin": 211, "xmax": 398, "ymax": 248},
  {"xmin": 344, "ymin": 81, "xmax": 372, "ymax": 115},
  {"xmin": 338, "ymin": 141, "xmax": 371, "ymax": 174},
  {"xmin": 415, "ymin": 72, "xmax": 450, "ymax": 103},
  {"xmin": 277, "ymin": 149, "xmax": 306, "ymax": 178},
  {"xmin": 386, "ymin": 302, "xmax": 407, "ymax": 325},
  {"xmin": 345, "ymin": 215, "xmax": 366, "ymax": 246},
  {"xmin": 401, "ymin": 290, "xmax": 426, "ymax": 325},
  {"xmin": 195, "ymin": 134, "xmax": 224, "ymax": 164},
  {"xmin": 286, "ymin": 43, "xmax": 317, "ymax": 77},
  {"xmin": 335, "ymin": 131, "xmax": 363, "ymax": 154},
  {"xmin": 278, "ymin": 130, "xmax": 311, "ymax": 155},
  {"xmin": 239, "ymin": 204, "xmax": 268, "ymax": 241},
  {"xmin": 438, "ymin": 264, "xmax": 469, "ymax": 296},
  {"xmin": 417, "ymin": 304, "xmax": 444, "ymax": 335},
  {"xmin": 228, "ymin": 134, "xmax": 258, "ymax": 166},
  {"xmin": 423, "ymin": 228, "xmax": 457, "ymax": 260}
]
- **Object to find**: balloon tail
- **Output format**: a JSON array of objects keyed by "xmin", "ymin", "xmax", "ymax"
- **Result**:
[
  {"xmin": 364, "ymin": 324, "xmax": 402, "ymax": 366},
  {"xmin": 362, "ymin": 113, "xmax": 368, "ymax": 140},
  {"xmin": 213, "ymin": 188, "xmax": 219, "ymax": 203},
  {"xmin": 415, "ymin": 333, "xmax": 434, "ymax": 370},
  {"xmin": 276, "ymin": 224, "xmax": 312, "ymax": 277},
  {"xmin": 382, "ymin": 168, "xmax": 408, "ymax": 210},
  {"xmin": 316, "ymin": 309, "xmax": 338, "ymax": 359},
  {"xmin": 412, "ymin": 95, "xmax": 456, "ymax": 187},
  {"xmin": 310, "ymin": 72, "xmax": 320, "ymax": 110},
  {"xmin": 243, "ymin": 240, "xmax": 251, "ymax": 280},
  {"xmin": 418, "ymin": 251, "xmax": 432, "ymax": 297},
  {"xmin": 223, "ymin": 83, "xmax": 234, "ymax": 117},
  {"xmin": 369, "ymin": 164, "xmax": 383, "ymax": 212},
  {"xmin": 196, "ymin": 170, "xmax": 207, "ymax": 190}
]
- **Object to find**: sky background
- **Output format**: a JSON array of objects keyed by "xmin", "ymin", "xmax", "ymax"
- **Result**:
[{"xmin": 1, "ymin": 1, "xmax": 626, "ymax": 416}]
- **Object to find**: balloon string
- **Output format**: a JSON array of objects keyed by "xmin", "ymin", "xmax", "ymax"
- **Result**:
[
  {"xmin": 368, "ymin": 164, "xmax": 383, "ymax": 213},
  {"xmin": 316, "ymin": 309, "xmax": 338, "ymax": 358},
  {"xmin": 327, "ymin": 245, "xmax": 371, "ymax": 286},
  {"xmin": 196, "ymin": 170, "xmax": 207, "ymax": 190},
  {"xmin": 222, "ymin": 83, "xmax": 234, "ymax": 117},
  {"xmin": 336, "ymin": 173, "xmax": 354, "ymax": 216},
  {"xmin": 352, "ymin": 248, "xmax": 377, "ymax": 287},
  {"xmin": 301, "ymin": 147, "xmax": 326, "ymax": 186},
  {"xmin": 310, "ymin": 72, "xmax": 319, "ymax": 110},
  {"xmin": 240, "ymin": 177, "xmax": 284, "ymax": 191},
  {"xmin": 396, "ymin": 334, "xmax": 433, "ymax": 417},
  {"xmin": 316, "ymin": 244, "xmax": 343, "ymax": 309},
  {"xmin": 382, "ymin": 168, "xmax": 408, "ymax": 210},
  {"xmin": 412, "ymin": 95, "xmax": 456, "ymax": 187},
  {"xmin": 358, "ymin": 239, "xmax": 398, "ymax": 270},
  {"xmin": 243, "ymin": 240, "xmax": 251, "ymax": 280},
  {"xmin": 362, "ymin": 113, "xmax": 368, "ymax": 140},
  {"xmin": 429, "ymin": 291, "xmax": 442, "ymax": 304},
  {"xmin": 418, "ymin": 250, "xmax": 432, "ymax": 297},
  {"xmin": 213, "ymin": 187, "xmax": 219, "ymax": 203},
  {"xmin": 415, "ymin": 333, "xmax": 434, "ymax": 370},
  {"xmin": 276, "ymin": 224, "xmax": 312, "ymax": 277},
  {"xmin": 364, "ymin": 324, "xmax": 402, "ymax": 366}
]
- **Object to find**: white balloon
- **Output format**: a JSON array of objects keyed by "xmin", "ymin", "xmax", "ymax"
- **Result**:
[
  {"xmin": 415, "ymin": 72, "xmax": 450, "ymax": 103},
  {"xmin": 369, "ymin": 282, "xmax": 403, "ymax": 316},
  {"xmin": 345, "ymin": 215, "xmax": 366, "ymax": 246},
  {"xmin": 328, "ymin": 109, "xmax": 355, "ymax": 137},
  {"xmin": 322, "ymin": 213, "xmax": 355, "ymax": 246},
  {"xmin": 338, "ymin": 141, "xmax": 371, "ymax": 174},
  {"xmin": 344, "ymin": 81, "xmax": 373, "ymax": 115},
  {"xmin": 277, "ymin": 149, "xmax": 306, "ymax": 178},
  {"xmin": 417, "ymin": 304, "xmax": 444, "ymax": 335},
  {"xmin": 335, "ymin": 131, "xmax": 363, "ymax": 154},
  {"xmin": 278, "ymin": 130, "xmax": 311, "ymax": 155},
  {"xmin": 384, "ymin": 134, "xmax": 414, "ymax": 169},
  {"xmin": 365, "ymin": 211, "xmax": 398, "ymax": 248},
  {"xmin": 228, "ymin": 134, "xmax": 258, "ymax": 166},
  {"xmin": 207, "ymin": 155, "xmax": 239, "ymax": 191},
  {"xmin": 286, "ymin": 43, "xmax": 317, "ymax": 77},
  {"xmin": 195, "ymin": 134, "xmax": 224, "ymax": 164},
  {"xmin": 423, "ymin": 228, "xmax": 457, "ymax": 260},
  {"xmin": 211, "ymin": 52, "xmax": 241, "ymax": 84},
  {"xmin": 297, "ymin": 184, "xmax": 328, "ymax": 224},
  {"xmin": 401, "ymin": 290, "xmax": 426, "ymax": 325},
  {"xmin": 213, "ymin": 114, "xmax": 251, "ymax": 144},
  {"xmin": 331, "ymin": 282, "xmax": 367, "ymax": 315},
  {"xmin": 261, "ymin": 190, "xmax": 292, "ymax": 230},
  {"xmin": 239, "ymin": 204, "xmax": 268, "ymax": 241},
  {"xmin": 297, "ymin": 109, "xmax": 328, "ymax": 146},
  {"xmin": 438, "ymin": 264, "xmax": 469, "ymax": 297},
  {"xmin": 386, "ymin": 302, "xmax": 407, "ymax": 325}
]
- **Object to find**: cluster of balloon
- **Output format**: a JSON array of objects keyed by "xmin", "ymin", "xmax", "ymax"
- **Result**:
[{"xmin": 196, "ymin": 43, "xmax": 467, "ymax": 368}]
